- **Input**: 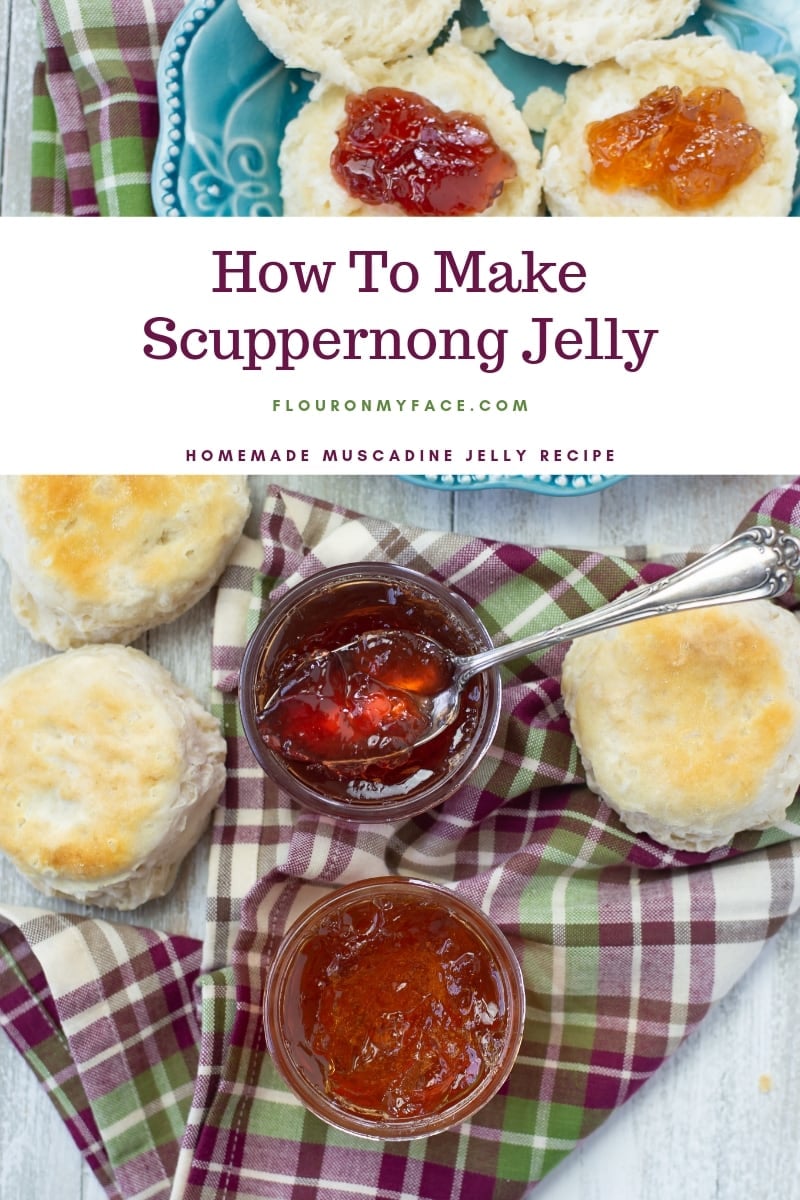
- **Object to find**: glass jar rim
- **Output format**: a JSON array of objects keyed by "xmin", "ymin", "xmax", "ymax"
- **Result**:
[{"xmin": 238, "ymin": 562, "xmax": 502, "ymax": 822}]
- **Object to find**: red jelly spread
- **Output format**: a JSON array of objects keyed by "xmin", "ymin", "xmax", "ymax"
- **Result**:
[
  {"xmin": 259, "ymin": 656, "xmax": 424, "ymax": 764},
  {"xmin": 284, "ymin": 892, "xmax": 508, "ymax": 1120},
  {"xmin": 258, "ymin": 631, "xmax": 452, "ymax": 765},
  {"xmin": 330, "ymin": 86, "xmax": 517, "ymax": 215},
  {"xmin": 253, "ymin": 578, "xmax": 485, "ymax": 806},
  {"xmin": 586, "ymin": 85, "xmax": 765, "ymax": 210}
]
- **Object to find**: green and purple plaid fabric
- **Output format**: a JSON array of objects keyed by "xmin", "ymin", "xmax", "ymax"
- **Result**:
[
  {"xmin": 3, "ymin": 480, "xmax": 800, "ymax": 1200},
  {"xmin": 31, "ymin": 0, "xmax": 182, "ymax": 215}
]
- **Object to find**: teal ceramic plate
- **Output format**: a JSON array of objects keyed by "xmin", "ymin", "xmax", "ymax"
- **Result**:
[
  {"xmin": 400, "ymin": 474, "xmax": 627, "ymax": 495},
  {"xmin": 153, "ymin": 0, "xmax": 800, "ymax": 216}
]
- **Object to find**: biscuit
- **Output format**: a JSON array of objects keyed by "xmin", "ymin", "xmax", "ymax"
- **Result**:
[
  {"xmin": 0, "ymin": 476, "xmax": 251, "ymax": 650},
  {"xmin": 279, "ymin": 42, "xmax": 543, "ymax": 217},
  {"xmin": 481, "ymin": 0, "xmax": 699, "ymax": 66},
  {"xmin": 237, "ymin": 0, "xmax": 460, "ymax": 89},
  {"xmin": 541, "ymin": 35, "xmax": 798, "ymax": 216},
  {"xmin": 0, "ymin": 645, "xmax": 226, "ymax": 908},
  {"xmin": 561, "ymin": 601, "xmax": 800, "ymax": 851}
]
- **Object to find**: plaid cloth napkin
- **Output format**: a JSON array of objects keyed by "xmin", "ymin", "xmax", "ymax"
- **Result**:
[
  {"xmin": 31, "ymin": 0, "xmax": 183, "ymax": 214},
  {"xmin": 3, "ymin": 480, "xmax": 800, "ymax": 1200}
]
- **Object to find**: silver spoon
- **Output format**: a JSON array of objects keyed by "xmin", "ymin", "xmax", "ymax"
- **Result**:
[{"xmin": 260, "ymin": 527, "xmax": 800, "ymax": 767}]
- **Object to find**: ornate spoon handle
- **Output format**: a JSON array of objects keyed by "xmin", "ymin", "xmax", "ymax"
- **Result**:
[{"xmin": 455, "ymin": 527, "xmax": 800, "ymax": 681}]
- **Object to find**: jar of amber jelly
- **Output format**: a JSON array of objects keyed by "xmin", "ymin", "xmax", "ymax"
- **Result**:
[
  {"xmin": 238, "ymin": 563, "xmax": 501, "ymax": 821},
  {"xmin": 263, "ymin": 876, "xmax": 526, "ymax": 1139}
]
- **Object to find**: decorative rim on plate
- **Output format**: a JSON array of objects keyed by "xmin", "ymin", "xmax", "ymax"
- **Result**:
[
  {"xmin": 155, "ymin": 0, "xmax": 221, "ymax": 217},
  {"xmin": 400, "ymin": 474, "xmax": 627, "ymax": 495},
  {"xmin": 153, "ymin": 0, "xmax": 800, "ymax": 217}
]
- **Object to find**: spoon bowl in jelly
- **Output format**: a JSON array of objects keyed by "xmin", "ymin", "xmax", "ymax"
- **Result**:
[{"xmin": 257, "ymin": 528, "xmax": 800, "ymax": 768}]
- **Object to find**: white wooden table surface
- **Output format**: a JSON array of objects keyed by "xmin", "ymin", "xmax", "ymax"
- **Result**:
[
  {"xmin": 1, "ymin": 0, "xmax": 36, "ymax": 216},
  {"xmin": 1, "ymin": 474, "xmax": 800, "ymax": 1200}
]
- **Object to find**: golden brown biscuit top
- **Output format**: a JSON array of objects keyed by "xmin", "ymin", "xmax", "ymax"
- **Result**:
[
  {"xmin": 570, "ymin": 606, "xmax": 797, "ymax": 814},
  {"xmin": 17, "ymin": 476, "xmax": 245, "ymax": 604},
  {"xmin": 0, "ymin": 649, "xmax": 182, "ymax": 881}
]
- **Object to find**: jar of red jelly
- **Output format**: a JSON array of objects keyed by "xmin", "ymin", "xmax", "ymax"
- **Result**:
[
  {"xmin": 263, "ymin": 875, "xmax": 526, "ymax": 1139},
  {"xmin": 238, "ymin": 563, "xmax": 501, "ymax": 821}
]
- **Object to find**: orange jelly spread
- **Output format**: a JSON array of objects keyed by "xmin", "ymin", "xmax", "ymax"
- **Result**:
[
  {"xmin": 286, "ymin": 893, "xmax": 509, "ymax": 1120},
  {"xmin": 330, "ymin": 86, "xmax": 517, "ymax": 215},
  {"xmin": 586, "ymin": 85, "xmax": 765, "ymax": 210}
]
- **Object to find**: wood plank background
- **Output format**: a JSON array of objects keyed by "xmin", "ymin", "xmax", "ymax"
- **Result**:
[{"xmin": 0, "ymin": 0, "xmax": 37, "ymax": 215}]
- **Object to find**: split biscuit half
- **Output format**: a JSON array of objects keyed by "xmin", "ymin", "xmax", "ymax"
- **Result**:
[
  {"xmin": 237, "ymin": 0, "xmax": 460, "ymax": 89},
  {"xmin": 541, "ymin": 35, "xmax": 798, "ymax": 216},
  {"xmin": 279, "ymin": 42, "xmax": 543, "ymax": 217},
  {"xmin": 481, "ymin": 0, "xmax": 700, "ymax": 66}
]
